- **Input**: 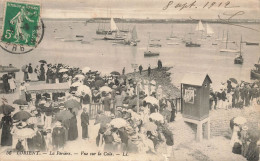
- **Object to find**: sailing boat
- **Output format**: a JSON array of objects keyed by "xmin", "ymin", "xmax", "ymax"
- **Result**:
[
  {"xmin": 104, "ymin": 18, "xmax": 125, "ymax": 40},
  {"xmin": 220, "ymin": 31, "xmax": 239, "ymax": 53},
  {"xmin": 195, "ymin": 20, "xmax": 205, "ymax": 40},
  {"xmin": 206, "ymin": 23, "xmax": 214, "ymax": 37},
  {"xmin": 144, "ymin": 32, "xmax": 160, "ymax": 57},
  {"xmin": 123, "ymin": 26, "xmax": 138, "ymax": 46},
  {"xmin": 186, "ymin": 24, "xmax": 201, "ymax": 47},
  {"xmin": 166, "ymin": 24, "xmax": 178, "ymax": 40},
  {"xmin": 234, "ymin": 36, "xmax": 244, "ymax": 64},
  {"xmin": 96, "ymin": 20, "xmax": 112, "ymax": 35}
]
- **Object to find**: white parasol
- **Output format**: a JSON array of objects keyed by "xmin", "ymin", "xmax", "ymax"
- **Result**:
[
  {"xmin": 74, "ymin": 74, "xmax": 85, "ymax": 80},
  {"xmin": 143, "ymin": 96, "xmax": 159, "ymax": 105},
  {"xmin": 77, "ymin": 85, "xmax": 92, "ymax": 96},
  {"xmin": 13, "ymin": 128, "xmax": 36, "ymax": 139},
  {"xmin": 99, "ymin": 86, "xmax": 112, "ymax": 93},
  {"xmin": 82, "ymin": 67, "xmax": 91, "ymax": 74},
  {"xmin": 110, "ymin": 118, "xmax": 127, "ymax": 128},
  {"xmin": 149, "ymin": 113, "xmax": 164, "ymax": 122},
  {"xmin": 234, "ymin": 116, "xmax": 247, "ymax": 125},
  {"xmin": 59, "ymin": 68, "xmax": 68, "ymax": 73}
]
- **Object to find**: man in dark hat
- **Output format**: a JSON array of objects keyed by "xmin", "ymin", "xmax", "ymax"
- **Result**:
[
  {"xmin": 148, "ymin": 65, "xmax": 151, "ymax": 77},
  {"xmin": 122, "ymin": 67, "xmax": 125, "ymax": 75},
  {"xmin": 158, "ymin": 60, "xmax": 162, "ymax": 69},
  {"xmin": 2, "ymin": 74, "xmax": 10, "ymax": 93},
  {"xmin": 28, "ymin": 63, "xmax": 33, "ymax": 81},
  {"xmin": 39, "ymin": 64, "xmax": 45, "ymax": 81},
  {"xmin": 46, "ymin": 65, "xmax": 52, "ymax": 83},
  {"xmin": 139, "ymin": 65, "xmax": 143, "ymax": 75}
]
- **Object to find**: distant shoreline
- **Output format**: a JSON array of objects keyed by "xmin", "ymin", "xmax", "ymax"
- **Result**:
[{"xmin": 0, "ymin": 17, "xmax": 260, "ymax": 24}]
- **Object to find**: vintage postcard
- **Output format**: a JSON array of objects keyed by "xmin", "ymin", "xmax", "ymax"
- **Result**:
[{"xmin": 0, "ymin": 0, "xmax": 259, "ymax": 161}]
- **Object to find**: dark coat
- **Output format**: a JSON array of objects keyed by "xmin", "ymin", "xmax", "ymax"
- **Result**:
[
  {"xmin": 43, "ymin": 106, "xmax": 53, "ymax": 116},
  {"xmin": 82, "ymin": 94, "xmax": 90, "ymax": 105},
  {"xmin": 81, "ymin": 112, "xmax": 89, "ymax": 139},
  {"xmin": 96, "ymin": 127, "xmax": 106, "ymax": 146},
  {"xmin": 0, "ymin": 115, "xmax": 13, "ymax": 146},
  {"xmin": 221, "ymin": 91, "xmax": 227, "ymax": 101},
  {"xmin": 92, "ymin": 93, "xmax": 101, "ymax": 103},
  {"xmin": 81, "ymin": 112, "xmax": 89, "ymax": 127},
  {"xmin": 148, "ymin": 67, "xmax": 151, "ymax": 76},
  {"xmin": 162, "ymin": 128, "xmax": 174, "ymax": 146},
  {"xmin": 118, "ymin": 130, "xmax": 129, "ymax": 145},
  {"xmin": 52, "ymin": 126, "xmax": 66, "ymax": 148},
  {"xmin": 246, "ymin": 142, "xmax": 259, "ymax": 161},
  {"xmin": 40, "ymin": 65, "xmax": 45, "ymax": 81},
  {"xmin": 28, "ymin": 65, "xmax": 33, "ymax": 73},
  {"xmin": 68, "ymin": 115, "xmax": 78, "ymax": 141},
  {"xmin": 28, "ymin": 131, "xmax": 46, "ymax": 151}
]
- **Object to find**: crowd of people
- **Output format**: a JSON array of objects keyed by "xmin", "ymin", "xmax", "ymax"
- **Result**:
[
  {"xmin": 1, "ymin": 60, "xmax": 259, "ymax": 160},
  {"xmin": 230, "ymin": 119, "xmax": 259, "ymax": 161},
  {"xmin": 209, "ymin": 79, "xmax": 260, "ymax": 110},
  {"xmin": 0, "ymin": 61, "xmax": 176, "ymax": 159}
]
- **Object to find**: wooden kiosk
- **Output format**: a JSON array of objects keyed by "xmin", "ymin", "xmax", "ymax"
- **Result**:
[{"xmin": 181, "ymin": 73, "xmax": 212, "ymax": 141}]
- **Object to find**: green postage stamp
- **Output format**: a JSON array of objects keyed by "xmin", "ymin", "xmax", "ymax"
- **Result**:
[{"xmin": 1, "ymin": 1, "xmax": 41, "ymax": 47}]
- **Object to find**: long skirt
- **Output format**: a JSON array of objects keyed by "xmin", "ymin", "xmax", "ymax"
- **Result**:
[
  {"xmin": 82, "ymin": 125, "xmax": 88, "ymax": 139},
  {"xmin": 1, "ymin": 123, "xmax": 12, "ymax": 146},
  {"xmin": 20, "ymin": 90, "xmax": 27, "ymax": 101},
  {"xmin": 104, "ymin": 143, "xmax": 114, "ymax": 152}
]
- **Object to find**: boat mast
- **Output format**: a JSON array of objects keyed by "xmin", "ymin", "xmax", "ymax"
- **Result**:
[
  {"xmin": 171, "ymin": 24, "xmax": 173, "ymax": 37},
  {"xmin": 240, "ymin": 35, "xmax": 242, "ymax": 57},
  {"xmin": 226, "ymin": 31, "xmax": 228, "ymax": 49},
  {"xmin": 147, "ymin": 32, "xmax": 150, "ymax": 51}
]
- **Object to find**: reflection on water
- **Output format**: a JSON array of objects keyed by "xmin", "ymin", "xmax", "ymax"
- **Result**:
[{"xmin": 0, "ymin": 21, "xmax": 259, "ymax": 89}]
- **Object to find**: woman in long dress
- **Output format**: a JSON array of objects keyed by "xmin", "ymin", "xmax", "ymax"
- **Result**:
[
  {"xmin": 231, "ymin": 125, "xmax": 242, "ymax": 154},
  {"xmin": 8, "ymin": 75, "xmax": 16, "ymax": 93},
  {"xmin": 68, "ymin": 113, "xmax": 78, "ymax": 141},
  {"xmin": 1, "ymin": 114, "xmax": 13, "ymax": 146},
  {"xmin": 19, "ymin": 82, "xmax": 27, "ymax": 101}
]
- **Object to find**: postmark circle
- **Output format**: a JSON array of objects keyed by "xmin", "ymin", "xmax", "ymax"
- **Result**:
[{"xmin": 0, "ymin": 18, "xmax": 45, "ymax": 54}]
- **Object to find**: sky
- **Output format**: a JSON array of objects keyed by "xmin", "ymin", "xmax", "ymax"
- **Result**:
[{"xmin": 0, "ymin": 0, "xmax": 259, "ymax": 19}]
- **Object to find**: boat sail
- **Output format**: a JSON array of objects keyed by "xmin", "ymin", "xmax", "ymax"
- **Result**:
[
  {"xmin": 206, "ymin": 24, "xmax": 214, "ymax": 37},
  {"xmin": 167, "ymin": 24, "xmax": 177, "ymax": 40},
  {"xmin": 220, "ymin": 31, "xmax": 239, "ymax": 53},
  {"xmin": 131, "ymin": 26, "xmax": 138, "ymax": 41},
  {"xmin": 195, "ymin": 20, "xmax": 205, "ymax": 40},
  {"xmin": 122, "ymin": 26, "xmax": 138, "ymax": 46},
  {"xmin": 110, "ymin": 17, "xmax": 119, "ymax": 32},
  {"xmin": 104, "ymin": 18, "xmax": 125, "ymax": 40},
  {"xmin": 195, "ymin": 20, "xmax": 205, "ymax": 32}
]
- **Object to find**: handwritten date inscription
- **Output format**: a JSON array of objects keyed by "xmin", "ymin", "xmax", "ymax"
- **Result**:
[{"xmin": 163, "ymin": 1, "xmax": 239, "ymax": 11}]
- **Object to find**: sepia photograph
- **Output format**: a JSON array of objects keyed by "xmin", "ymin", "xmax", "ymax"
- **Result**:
[{"xmin": 0, "ymin": 0, "xmax": 259, "ymax": 160}]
